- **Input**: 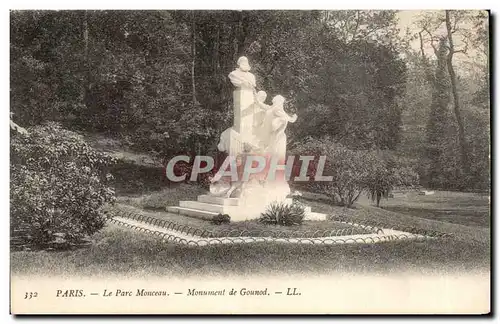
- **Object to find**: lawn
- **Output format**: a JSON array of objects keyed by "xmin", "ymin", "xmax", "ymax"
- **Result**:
[
  {"xmin": 114, "ymin": 183, "xmax": 379, "ymax": 238},
  {"xmin": 117, "ymin": 183, "xmax": 206, "ymax": 209},
  {"xmin": 10, "ymin": 222, "xmax": 489, "ymax": 278},
  {"xmin": 298, "ymin": 190, "xmax": 491, "ymax": 245},
  {"xmin": 297, "ymin": 188, "xmax": 490, "ymax": 228},
  {"xmin": 371, "ymin": 191, "xmax": 490, "ymax": 228}
]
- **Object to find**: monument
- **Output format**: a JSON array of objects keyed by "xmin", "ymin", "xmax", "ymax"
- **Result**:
[
  {"xmin": 167, "ymin": 56, "xmax": 325, "ymax": 221},
  {"xmin": 228, "ymin": 56, "xmax": 257, "ymax": 143}
]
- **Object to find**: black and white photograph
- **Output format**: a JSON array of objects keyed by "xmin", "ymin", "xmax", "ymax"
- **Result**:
[{"xmin": 8, "ymin": 8, "xmax": 491, "ymax": 314}]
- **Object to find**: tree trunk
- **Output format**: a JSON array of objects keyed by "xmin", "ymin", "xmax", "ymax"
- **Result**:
[
  {"xmin": 418, "ymin": 31, "xmax": 434, "ymax": 84},
  {"xmin": 191, "ymin": 11, "xmax": 197, "ymax": 107},
  {"xmin": 233, "ymin": 11, "xmax": 244, "ymax": 61},
  {"xmin": 83, "ymin": 10, "xmax": 90, "ymax": 103},
  {"xmin": 237, "ymin": 11, "xmax": 247, "ymax": 55},
  {"xmin": 213, "ymin": 22, "xmax": 220, "ymax": 76},
  {"xmin": 445, "ymin": 10, "xmax": 470, "ymax": 178}
]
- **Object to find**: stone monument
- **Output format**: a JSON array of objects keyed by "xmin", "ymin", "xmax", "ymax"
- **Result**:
[
  {"xmin": 228, "ymin": 56, "xmax": 257, "ymax": 143},
  {"xmin": 167, "ymin": 56, "xmax": 326, "ymax": 221}
]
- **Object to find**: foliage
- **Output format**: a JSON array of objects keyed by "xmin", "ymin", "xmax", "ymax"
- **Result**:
[
  {"xmin": 364, "ymin": 152, "xmax": 420, "ymax": 207},
  {"xmin": 259, "ymin": 201, "xmax": 305, "ymax": 226},
  {"xmin": 463, "ymin": 106, "xmax": 490, "ymax": 190},
  {"xmin": 290, "ymin": 26, "xmax": 407, "ymax": 149},
  {"xmin": 11, "ymin": 122, "xmax": 116, "ymax": 247},
  {"xmin": 409, "ymin": 10, "xmax": 490, "ymax": 191},
  {"xmin": 292, "ymin": 138, "xmax": 368, "ymax": 207},
  {"xmin": 293, "ymin": 137, "xmax": 419, "ymax": 207},
  {"xmin": 11, "ymin": 10, "xmax": 407, "ymax": 156},
  {"xmin": 9, "ymin": 10, "xmax": 489, "ymax": 194},
  {"xmin": 211, "ymin": 213, "xmax": 231, "ymax": 225},
  {"xmin": 424, "ymin": 38, "xmax": 452, "ymax": 188}
]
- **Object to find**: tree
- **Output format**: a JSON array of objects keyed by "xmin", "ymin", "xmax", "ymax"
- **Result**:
[
  {"xmin": 416, "ymin": 10, "xmax": 489, "ymax": 187},
  {"xmin": 10, "ymin": 11, "xmax": 87, "ymax": 126},
  {"xmin": 444, "ymin": 10, "xmax": 470, "ymax": 177},
  {"xmin": 320, "ymin": 10, "xmax": 401, "ymax": 47},
  {"xmin": 467, "ymin": 11, "xmax": 489, "ymax": 108},
  {"xmin": 424, "ymin": 38, "xmax": 452, "ymax": 188}
]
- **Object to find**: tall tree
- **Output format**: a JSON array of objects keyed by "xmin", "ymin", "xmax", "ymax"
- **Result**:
[
  {"xmin": 190, "ymin": 11, "xmax": 197, "ymax": 107},
  {"xmin": 425, "ymin": 38, "xmax": 451, "ymax": 188},
  {"xmin": 444, "ymin": 10, "xmax": 470, "ymax": 177},
  {"xmin": 416, "ymin": 10, "xmax": 489, "ymax": 185}
]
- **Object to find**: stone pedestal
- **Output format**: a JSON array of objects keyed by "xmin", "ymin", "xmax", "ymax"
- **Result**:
[
  {"xmin": 169, "ymin": 194, "xmax": 293, "ymax": 222},
  {"xmin": 233, "ymin": 89, "xmax": 255, "ymax": 142},
  {"xmin": 167, "ymin": 193, "xmax": 326, "ymax": 222}
]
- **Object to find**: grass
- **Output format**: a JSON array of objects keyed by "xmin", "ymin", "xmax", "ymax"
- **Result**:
[
  {"xmin": 298, "ymin": 191, "xmax": 490, "ymax": 245},
  {"xmin": 111, "ymin": 160, "xmax": 167, "ymax": 196},
  {"xmin": 295, "ymin": 188, "xmax": 490, "ymax": 228},
  {"xmin": 371, "ymin": 191, "xmax": 490, "ymax": 228},
  {"xmin": 10, "ymin": 222, "xmax": 490, "ymax": 278},
  {"xmin": 117, "ymin": 183, "xmax": 206, "ymax": 209}
]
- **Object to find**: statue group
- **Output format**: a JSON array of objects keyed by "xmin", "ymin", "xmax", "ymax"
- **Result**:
[{"xmin": 211, "ymin": 56, "xmax": 298, "ymax": 204}]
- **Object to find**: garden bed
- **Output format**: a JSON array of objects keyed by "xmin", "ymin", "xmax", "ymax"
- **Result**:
[{"xmin": 111, "ymin": 204, "xmax": 377, "ymax": 238}]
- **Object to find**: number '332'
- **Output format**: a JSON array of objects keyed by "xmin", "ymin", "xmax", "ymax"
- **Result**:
[{"xmin": 24, "ymin": 292, "xmax": 38, "ymax": 299}]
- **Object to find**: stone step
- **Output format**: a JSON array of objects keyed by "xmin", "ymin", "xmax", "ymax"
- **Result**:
[
  {"xmin": 170, "ymin": 200, "xmax": 325, "ymax": 222},
  {"xmin": 166, "ymin": 206, "xmax": 218, "ymax": 221},
  {"xmin": 197, "ymin": 195, "xmax": 240, "ymax": 206},
  {"xmin": 304, "ymin": 211, "xmax": 327, "ymax": 221},
  {"xmin": 179, "ymin": 201, "xmax": 234, "ymax": 214}
]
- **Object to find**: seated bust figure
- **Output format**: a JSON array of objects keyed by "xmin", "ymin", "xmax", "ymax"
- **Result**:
[{"xmin": 228, "ymin": 56, "xmax": 256, "ymax": 90}]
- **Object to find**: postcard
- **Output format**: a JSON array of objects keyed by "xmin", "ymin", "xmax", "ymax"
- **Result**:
[{"xmin": 10, "ymin": 9, "xmax": 490, "ymax": 314}]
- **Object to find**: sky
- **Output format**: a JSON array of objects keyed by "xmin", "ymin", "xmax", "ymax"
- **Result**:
[{"xmin": 396, "ymin": 10, "xmax": 488, "ymax": 68}]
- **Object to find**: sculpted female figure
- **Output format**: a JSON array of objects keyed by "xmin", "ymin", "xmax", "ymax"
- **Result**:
[
  {"xmin": 251, "ymin": 90, "xmax": 269, "ymax": 148},
  {"xmin": 254, "ymin": 94, "xmax": 297, "ymax": 160}
]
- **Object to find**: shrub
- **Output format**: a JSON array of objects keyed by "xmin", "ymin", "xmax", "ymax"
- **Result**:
[
  {"xmin": 292, "ymin": 137, "xmax": 420, "ymax": 207},
  {"xmin": 211, "ymin": 213, "xmax": 231, "ymax": 225},
  {"xmin": 292, "ymin": 138, "xmax": 372, "ymax": 207},
  {"xmin": 11, "ymin": 122, "xmax": 116, "ymax": 247},
  {"xmin": 259, "ymin": 202, "xmax": 305, "ymax": 226},
  {"xmin": 364, "ymin": 152, "xmax": 420, "ymax": 207}
]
